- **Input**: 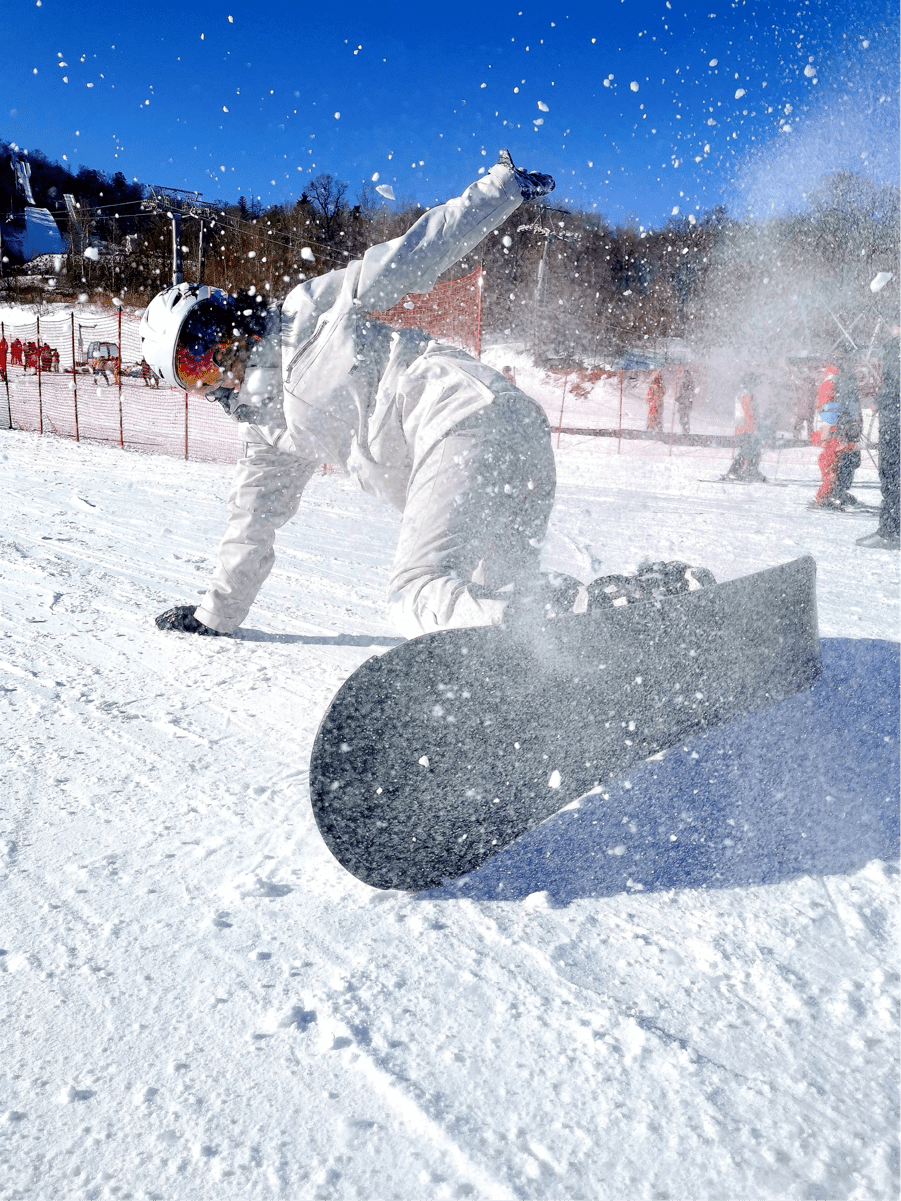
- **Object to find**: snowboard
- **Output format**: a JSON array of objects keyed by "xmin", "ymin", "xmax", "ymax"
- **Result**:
[
  {"xmin": 310, "ymin": 556, "xmax": 820, "ymax": 891},
  {"xmin": 805, "ymin": 501, "xmax": 881, "ymax": 515},
  {"xmin": 699, "ymin": 477, "xmax": 790, "ymax": 487}
]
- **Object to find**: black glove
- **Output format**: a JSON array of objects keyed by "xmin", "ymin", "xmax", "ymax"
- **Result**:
[
  {"xmin": 155, "ymin": 604, "xmax": 225, "ymax": 635},
  {"xmin": 497, "ymin": 149, "xmax": 555, "ymax": 200}
]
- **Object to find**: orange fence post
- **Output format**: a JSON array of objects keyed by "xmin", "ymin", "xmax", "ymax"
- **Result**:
[
  {"xmin": 556, "ymin": 372, "xmax": 568, "ymax": 449},
  {"xmin": 117, "ymin": 307, "xmax": 124, "ymax": 448},
  {"xmin": 35, "ymin": 315, "xmax": 43, "ymax": 434},
  {"xmin": 1, "ymin": 322, "xmax": 10, "ymax": 429},
  {"xmin": 184, "ymin": 392, "xmax": 189, "ymax": 460},
  {"xmin": 475, "ymin": 264, "xmax": 483, "ymax": 360},
  {"xmin": 70, "ymin": 313, "xmax": 79, "ymax": 442}
]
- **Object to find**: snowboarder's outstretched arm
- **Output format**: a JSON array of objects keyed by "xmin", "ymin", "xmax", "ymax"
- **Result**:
[
  {"xmin": 352, "ymin": 152, "xmax": 553, "ymax": 315},
  {"xmin": 188, "ymin": 442, "xmax": 318, "ymax": 635}
]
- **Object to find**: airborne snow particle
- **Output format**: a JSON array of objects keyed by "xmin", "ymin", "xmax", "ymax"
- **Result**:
[
  {"xmin": 548, "ymin": 770, "xmax": 562, "ymax": 789},
  {"xmin": 334, "ymin": 112, "xmax": 340, "ymax": 119},
  {"xmin": 375, "ymin": 184, "xmax": 395, "ymax": 200},
  {"xmin": 228, "ymin": 13, "xmax": 233, "ymax": 20},
  {"xmin": 709, "ymin": 58, "xmax": 718, "ymax": 66},
  {"xmin": 803, "ymin": 64, "xmax": 815, "ymax": 77},
  {"xmin": 300, "ymin": 247, "xmax": 315, "ymax": 262},
  {"xmin": 735, "ymin": 88, "xmax": 746, "ymax": 98},
  {"xmin": 630, "ymin": 81, "xmax": 639, "ymax": 92},
  {"xmin": 537, "ymin": 100, "xmax": 549, "ymax": 111},
  {"xmin": 222, "ymin": 106, "xmax": 228, "ymax": 112},
  {"xmin": 502, "ymin": 235, "xmax": 512, "ymax": 247},
  {"xmin": 371, "ymin": 172, "xmax": 379, "ymax": 181}
]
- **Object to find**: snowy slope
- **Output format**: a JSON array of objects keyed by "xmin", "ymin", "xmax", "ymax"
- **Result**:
[{"xmin": 0, "ymin": 427, "xmax": 897, "ymax": 1201}]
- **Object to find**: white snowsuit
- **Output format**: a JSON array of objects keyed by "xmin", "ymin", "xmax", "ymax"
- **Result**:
[{"xmin": 193, "ymin": 160, "xmax": 556, "ymax": 638}]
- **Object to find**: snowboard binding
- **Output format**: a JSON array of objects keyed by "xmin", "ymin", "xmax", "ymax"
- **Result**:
[{"xmin": 587, "ymin": 561, "xmax": 716, "ymax": 611}]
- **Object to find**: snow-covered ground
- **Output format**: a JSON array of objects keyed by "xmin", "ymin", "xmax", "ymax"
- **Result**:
[{"xmin": 0, "ymin": 425, "xmax": 897, "ymax": 1200}]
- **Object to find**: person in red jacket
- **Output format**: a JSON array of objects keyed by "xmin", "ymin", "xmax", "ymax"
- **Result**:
[
  {"xmin": 646, "ymin": 369, "xmax": 664, "ymax": 435},
  {"xmin": 10, "ymin": 338, "xmax": 22, "ymax": 367},
  {"xmin": 812, "ymin": 357, "xmax": 862, "ymax": 508}
]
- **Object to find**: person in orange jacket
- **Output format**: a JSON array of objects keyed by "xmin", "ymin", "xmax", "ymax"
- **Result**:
[{"xmin": 646, "ymin": 370, "xmax": 664, "ymax": 435}]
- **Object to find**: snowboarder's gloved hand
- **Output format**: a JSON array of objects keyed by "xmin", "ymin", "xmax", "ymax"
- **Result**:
[
  {"xmin": 497, "ymin": 149, "xmax": 555, "ymax": 200},
  {"xmin": 155, "ymin": 604, "xmax": 225, "ymax": 635},
  {"xmin": 504, "ymin": 571, "xmax": 585, "ymax": 630}
]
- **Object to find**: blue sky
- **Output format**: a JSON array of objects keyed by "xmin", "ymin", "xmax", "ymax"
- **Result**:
[{"xmin": 3, "ymin": 0, "xmax": 898, "ymax": 227}]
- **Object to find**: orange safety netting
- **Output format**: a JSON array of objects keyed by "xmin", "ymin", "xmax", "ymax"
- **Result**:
[
  {"xmin": 369, "ymin": 266, "xmax": 483, "ymax": 359},
  {"xmin": 0, "ymin": 271, "xmax": 483, "ymax": 464}
]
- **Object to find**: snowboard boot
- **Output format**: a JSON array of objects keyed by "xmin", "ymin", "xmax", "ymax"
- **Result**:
[
  {"xmin": 587, "ymin": 561, "xmax": 716, "ymax": 612},
  {"xmin": 155, "ymin": 604, "xmax": 226, "ymax": 635}
]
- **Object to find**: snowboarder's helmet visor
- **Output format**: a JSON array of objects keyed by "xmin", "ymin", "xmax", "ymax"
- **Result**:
[{"xmin": 175, "ymin": 302, "xmax": 238, "ymax": 390}]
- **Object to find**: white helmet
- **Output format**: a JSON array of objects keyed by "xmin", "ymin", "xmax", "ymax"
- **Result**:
[{"xmin": 140, "ymin": 283, "xmax": 237, "ymax": 390}]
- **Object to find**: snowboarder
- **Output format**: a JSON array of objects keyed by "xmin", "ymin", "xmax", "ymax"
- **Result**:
[
  {"xmin": 645, "ymin": 370, "xmax": 664, "ymax": 435},
  {"xmin": 724, "ymin": 375, "xmax": 766, "ymax": 482},
  {"xmin": 857, "ymin": 325, "xmax": 900, "ymax": 549},
  {"xmin": 146, "ymin": 152, "xmax": 564, "ymax": 639}
]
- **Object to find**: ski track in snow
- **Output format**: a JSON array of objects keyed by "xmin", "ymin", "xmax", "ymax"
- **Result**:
[{"xmin": 0, "ymin": 426, "xmax": 898, "ymax": 1200}]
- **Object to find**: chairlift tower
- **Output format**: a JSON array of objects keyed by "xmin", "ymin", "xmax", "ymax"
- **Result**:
[
  {"xmin": 518, "ymin": 205, "xmax": 578, "ymax": 354},
  {"xmin": 142, "ymin": 186, "xmax": 212, "ymax": 286}
]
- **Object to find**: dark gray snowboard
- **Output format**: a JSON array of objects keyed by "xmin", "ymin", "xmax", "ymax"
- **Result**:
[{"xmin": 310, "ymin": 556, "xmax": 820, "ymax": 890}]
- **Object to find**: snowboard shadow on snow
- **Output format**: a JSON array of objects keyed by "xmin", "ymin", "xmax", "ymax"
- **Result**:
[
  {"xmin": 235, "ymin": 629, "xmax": 404, "ymax": 648},
  {"xmin": 420, "ymin": 638, "xmax": 900, "ymax": 906}
]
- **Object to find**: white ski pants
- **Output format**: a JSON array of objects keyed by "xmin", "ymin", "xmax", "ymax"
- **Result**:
[
  {"xmin": 388, "ymin": 392, "xmax": 556, "ymax": 638},
  {"xmin": 195, "ymin": 392, "xmax": 555, "ymax": 638}
]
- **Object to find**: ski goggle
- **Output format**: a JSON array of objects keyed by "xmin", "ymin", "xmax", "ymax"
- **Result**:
[{"xmin": 175, "ymin": 302, "xmax": 241, "ymax": 390}]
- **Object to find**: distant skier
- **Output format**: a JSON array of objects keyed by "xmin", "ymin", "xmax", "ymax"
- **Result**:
[
  {"xmin": 675, "ymin": 369, "xmax": 695, "ymax": 436},
  {"xmin": 724, "ymin": 375, "xmax": 766, "ymax": 482},
  {"xmin": 812, "ymin": 357, "xmax": 861, "ymax": 509},
  {"xmin": 645, "ymin": 370, "xmax": 664, "ymax": 435},
  {"xmin": 145, "ymin": 152, "xmax": 564, "ymax": 639},
  {"xmin": 857, "ymin": 325, "xmax": 900, "ymax": 549},
  {"xmin": 140, "ymin": 358, "xmax": 159, "ymax": 388}
]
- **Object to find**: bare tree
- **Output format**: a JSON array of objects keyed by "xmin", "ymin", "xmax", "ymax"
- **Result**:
[{"xmin": 306, "ymin": 173, "xmax": 348, "ymax": 242}]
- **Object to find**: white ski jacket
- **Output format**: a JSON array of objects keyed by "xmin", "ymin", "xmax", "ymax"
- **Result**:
[{"xmin": 194, "ymin": 160, "xmax": 528, "ymax": 635}]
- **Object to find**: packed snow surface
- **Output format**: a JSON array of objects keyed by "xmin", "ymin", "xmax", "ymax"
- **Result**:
[{"xmin": 0, "ymin": 425, "xmax": 898, "ymax": 1200}]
